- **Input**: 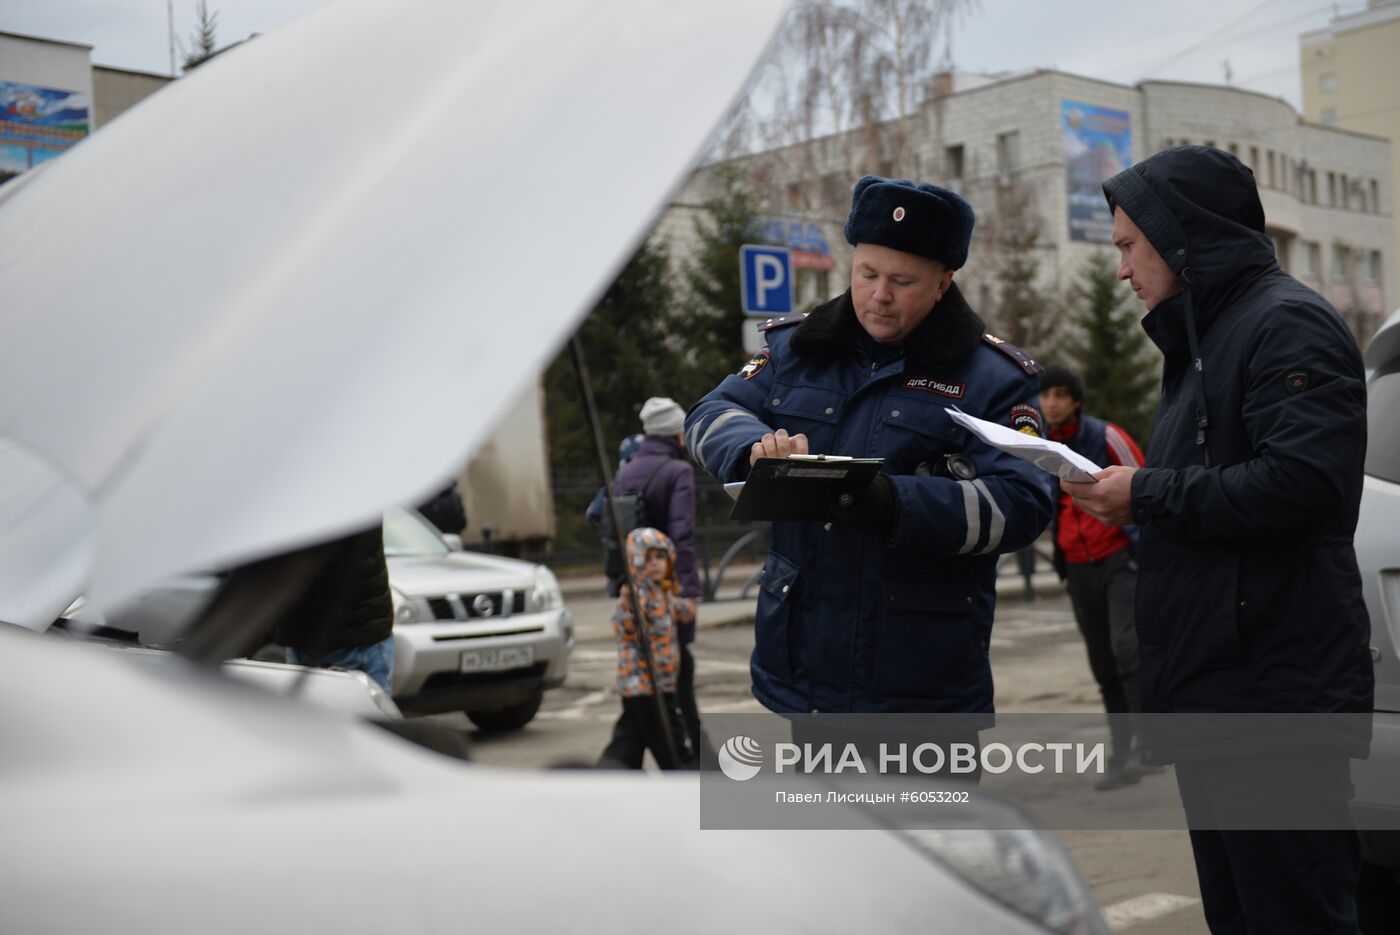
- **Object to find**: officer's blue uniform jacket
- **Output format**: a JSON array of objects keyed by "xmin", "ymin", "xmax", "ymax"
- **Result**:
[{"xmin": 686, "ymin": 285, "xmax": 1054, "ymax": 714}]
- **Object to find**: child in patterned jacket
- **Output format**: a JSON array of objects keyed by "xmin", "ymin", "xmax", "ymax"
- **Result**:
[{"xmin": 597, "ymin": 527, "xmax": 694, "ymax": 769}]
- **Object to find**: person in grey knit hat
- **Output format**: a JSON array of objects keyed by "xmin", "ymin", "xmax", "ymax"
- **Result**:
[{"xmin": 639, "ymin": 397, "xmax": 685, "ymax": 437}]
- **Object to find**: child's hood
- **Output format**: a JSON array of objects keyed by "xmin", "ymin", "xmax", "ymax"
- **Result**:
[{"xmin": 625, "ymin": 526, "xmax": 676, "ymax": 568}]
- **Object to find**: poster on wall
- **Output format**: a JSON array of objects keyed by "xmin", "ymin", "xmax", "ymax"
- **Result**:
[
  {"xmin": 1062, "ymin": 100, "xmax": 1131, "ymax": 244},
  {"xmin": 0, "ymin": 81, "xmax": 90, "ymax": 184}
]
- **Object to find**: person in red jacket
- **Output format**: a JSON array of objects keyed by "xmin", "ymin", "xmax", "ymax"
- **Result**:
[{"xmin": 1040, "ymin": 365, "xmax": 1149, "ymax": 790}]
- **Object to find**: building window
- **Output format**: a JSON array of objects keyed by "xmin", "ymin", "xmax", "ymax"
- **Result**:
[
  {"xmin": 1319, "ymin": 72, "xmax": 1337, "ymax": 92},
  {"xmin": 996, "ymin": 131, "xmax": 1021, "ymax": 172},
  {"xmin": 1228, "ymin": 142, "xmax": 1239, "ymax": 156},
  {"xmin": 1322, "ymin": 107, "xmax": 1338, "ymax": 125},
  {"xmin": 945, "ymin": 144, "xmax": 965, "ymax": 179},
  {"xmin": 1341, "ymin": 173, "xmax": 1350, "ymax": 210},
  {"xmin": 1267, "ymin": 151, "xmax": 1276, "ymax": 188},
  {"xmin": 1162, "ymin": 137, "xmax": 1174, "ymax": 149},
  {"xmin": 1205, "ymin": 139, "xmax": 1216, "ymax": 149},
  {"xmin": 1367, "ymin": 250, "xmax": 1382, "ymax": 283},
  {"xmin": 1309, "ymin": 169, "xmax": 1319, "ymax": 204},
  {"xmin": 786, "ymin": 181, "xmax": 804, "ymax": 209},
  {"xmin": 1328, "ymin": 171, "xmax": 1337, "ymax": 206},
  {"xmin": 1333, "ymin": 244, "xmax": 1350, "ymax": 281},
  {"xmin": 1371, "ymin": 179, "xmax": 1380, "ymax": 213},
  {"xmin": 1250, "ymin": 146, "xmax": 1260, "ymax": 172},
  {"xmin": 878, "ymin": 160, "xmax": 894, "ymax": 179},
  {"xmin": 1302, "ymin": 241, "xmax": 1321, "ymax": 278},
  {"xmin": 821, "ymin": 173, "xmax": 844, "ymax": 208}
]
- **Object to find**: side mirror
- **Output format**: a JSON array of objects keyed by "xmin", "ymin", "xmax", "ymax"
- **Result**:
[{"xmin": 441, "ymin": 533, "xmax": 465, "ymax": 552}]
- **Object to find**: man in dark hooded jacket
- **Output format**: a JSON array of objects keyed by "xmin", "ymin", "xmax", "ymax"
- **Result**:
[{"xmin": 1066, "ymin": 146, "xmax": 1373, "ymax": 933}]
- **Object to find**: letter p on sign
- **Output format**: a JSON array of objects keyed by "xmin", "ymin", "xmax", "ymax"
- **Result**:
[{"xmin": 740, "ymin": 244, "xmax": 793, "ymax": 317}]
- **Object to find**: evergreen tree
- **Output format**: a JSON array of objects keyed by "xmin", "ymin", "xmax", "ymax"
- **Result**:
[
  {"xmin": 181, "ymin": 2, "xmax": 220, "ymax": 71},
  {"xmin": 676, "ymin": 165, "xmax": 763, "ymax": 389},
  {"xmin": 989, "ymin": 180, "xmax": 1052, "ymax": 351},
  {"xmin": 1062, "ymin": 252, "xmax": 1159, "ymax": 445},
  {"xmin": 542, "ymin": 238, "xmax": 685, "ymax": 476},
  {"xmin": 542, "ymin": 168, "xmax": 759, "ymax": 466}
]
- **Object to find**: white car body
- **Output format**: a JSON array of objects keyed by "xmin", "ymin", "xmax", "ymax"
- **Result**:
[
  {"xmin": 1352, "ymin": 308, "xmax": 1400, "ymax": 883},
  {"xmin": 0, "ymin": 0, "xmax": 1110, "ymax": 931}
]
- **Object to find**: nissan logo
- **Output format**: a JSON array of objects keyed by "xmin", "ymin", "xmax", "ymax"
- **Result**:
[{"xmin": 471, "ymin": 594, "xmax": 496, "ymax": 617}]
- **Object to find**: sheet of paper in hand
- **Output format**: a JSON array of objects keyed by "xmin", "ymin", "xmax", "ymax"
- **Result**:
[
  {"xmin": 945, "ymin": 408, "xmax": 1101, "ymax": 483},
  {"xmin": 729, "ymin": 455, "xmax": 885, "ymax": 521}
]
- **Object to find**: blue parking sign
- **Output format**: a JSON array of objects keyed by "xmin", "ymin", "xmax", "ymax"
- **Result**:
[{"xmin": 740, "ymin": 244, "xmax": 793, "ymax": 317}]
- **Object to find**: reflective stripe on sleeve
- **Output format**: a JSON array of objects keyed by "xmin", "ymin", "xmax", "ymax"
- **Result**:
[
  {"xmin": 971, "ymin": 479, "xmax": 1006, "ymax": 555},
  {"xmin": 957, "ymin": 480, "xmax": 982, "ymax": 554},
  {"xmin": 695, "ymin": 408, "xmax": 756, "ymax": 469}
]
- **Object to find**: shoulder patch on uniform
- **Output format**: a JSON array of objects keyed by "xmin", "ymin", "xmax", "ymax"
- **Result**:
[
  {"xmin": 982, "ymin": 333, "xmax": 1042, "ymax": 375},
  {"xmin": 757, "ymin": 313, "xmax": 808, "ymax": 334},
  {"xmin": 1010, "ymin": 402, "xmax": 1042, "ymax": 438},
  {"xmin": 738, "ymin": 349, "xmax": 770, "ymax": 380}
]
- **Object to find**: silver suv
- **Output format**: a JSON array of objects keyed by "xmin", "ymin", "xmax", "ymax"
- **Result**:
[{"xmin": 384, "ymin": 506, "xmax": 573, "ymax": 729}]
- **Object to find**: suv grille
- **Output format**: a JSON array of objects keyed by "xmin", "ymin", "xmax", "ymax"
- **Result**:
[{"xmin": 422, "ymin": 590, "xmax": 526, "ymax": 620}]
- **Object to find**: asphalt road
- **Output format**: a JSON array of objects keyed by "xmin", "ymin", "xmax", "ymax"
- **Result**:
[{"xmin": 427, "ymin": 585, "xmax": 1206, "ymax": 934}]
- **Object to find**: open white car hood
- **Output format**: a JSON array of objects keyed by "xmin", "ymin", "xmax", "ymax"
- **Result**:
[{"xmin": 0, "ymin": 0, "xmax": 785, "ymax": 628}]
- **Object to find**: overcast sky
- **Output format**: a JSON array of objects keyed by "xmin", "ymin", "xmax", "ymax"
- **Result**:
[{"xmin": 0, "ymin": 0, "xmax": 1367, "ymax": 111}]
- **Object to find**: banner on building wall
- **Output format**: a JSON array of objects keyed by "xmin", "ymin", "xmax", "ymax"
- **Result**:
[
  {"xmin": 0, "ymin": 81, "xmax": 90, "ymax": 182},
  {"xmin": 1062, "ymin": 100, "xmax": 1131, "ymax": 244}
]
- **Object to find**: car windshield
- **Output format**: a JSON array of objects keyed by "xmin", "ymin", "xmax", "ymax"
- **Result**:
[{"xmin": 382, "ymin": 508, "xmax": 448, "ymax": 557}]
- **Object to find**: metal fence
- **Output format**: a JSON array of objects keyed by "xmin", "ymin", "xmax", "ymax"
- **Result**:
[{"xmin": 544, "ymin": 467, "xmax": 769, "ymax": 598}]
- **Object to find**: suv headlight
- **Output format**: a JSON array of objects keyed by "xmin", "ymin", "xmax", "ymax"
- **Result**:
[
  {"xmin": 391, "ymin": 587, "xmax": 433, "ymax": 624},
  {"xmin": 528, "ymin": 566, "xmax": 564, "ymax": 613}
]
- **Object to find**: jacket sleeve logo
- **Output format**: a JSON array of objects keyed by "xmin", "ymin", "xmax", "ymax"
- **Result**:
[{"xmin": 739, "ymin": 350, "xmax": 770, "ymax": 381}]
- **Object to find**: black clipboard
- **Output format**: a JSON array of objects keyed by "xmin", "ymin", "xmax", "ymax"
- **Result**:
[{"xmin": 729, "ymin": 456, "xmax": 885, "ymax": 521}]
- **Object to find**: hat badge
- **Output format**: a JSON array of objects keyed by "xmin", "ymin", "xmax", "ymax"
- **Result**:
[{"xmin": 892, "ymin": 206, "xmax": 906, "ymax": 222}]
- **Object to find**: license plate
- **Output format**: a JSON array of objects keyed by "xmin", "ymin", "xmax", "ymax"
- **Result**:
[{"xmin": 460, "ymin": 645, "xmax": 535, "ymax": 673}]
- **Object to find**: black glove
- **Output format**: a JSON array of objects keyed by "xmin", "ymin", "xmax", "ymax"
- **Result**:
[{"xmin": 829, "ymin": 473, "xmax": 898, "ymax": 534}]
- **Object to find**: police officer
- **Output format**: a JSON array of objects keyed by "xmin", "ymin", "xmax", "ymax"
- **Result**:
[{"xmin": 685, "ymin": 176, "xmax": 1054, "ymax": 730}]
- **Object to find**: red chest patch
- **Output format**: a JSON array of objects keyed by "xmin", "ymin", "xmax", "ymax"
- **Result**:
[{"xmin": 902, "ymin": 376, "xmax": 966, "ymax": 398}]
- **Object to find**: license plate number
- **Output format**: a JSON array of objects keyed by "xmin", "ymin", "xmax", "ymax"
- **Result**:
[{"xmin": 460, "ymin": 645, "xmax": 535, "ymax": 673}]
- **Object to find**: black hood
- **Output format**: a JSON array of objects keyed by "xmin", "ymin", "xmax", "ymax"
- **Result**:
[
  {"xmin": 789, "ymin": 281, "xmax": 985, "ymax": 370},
  {"xmin": 1102, "ymin": 145, "xmax": 1278, "ymax": 346}
]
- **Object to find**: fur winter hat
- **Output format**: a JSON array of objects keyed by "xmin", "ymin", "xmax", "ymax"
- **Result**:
[{"xmin": 843, "ymin": 175, "xmax": 975, "ymax": 270}]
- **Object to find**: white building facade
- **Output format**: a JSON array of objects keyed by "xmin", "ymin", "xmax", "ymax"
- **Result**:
[{"xmin": 666, "ymin": 69, "xmax": 1394, "ymax": 346}]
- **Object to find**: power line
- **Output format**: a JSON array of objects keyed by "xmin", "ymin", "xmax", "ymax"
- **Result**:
[
  {"xmin": 1138, "ymin": 0, "xmax": 1274, "ymax": 78},
  {"xmin": 1233, "ymin": 62, "xmax": 1300, "ymax": 86},
  {"xmin": 1137, "ymin": 1, "xmax": 1345, "ymax": 81}
]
